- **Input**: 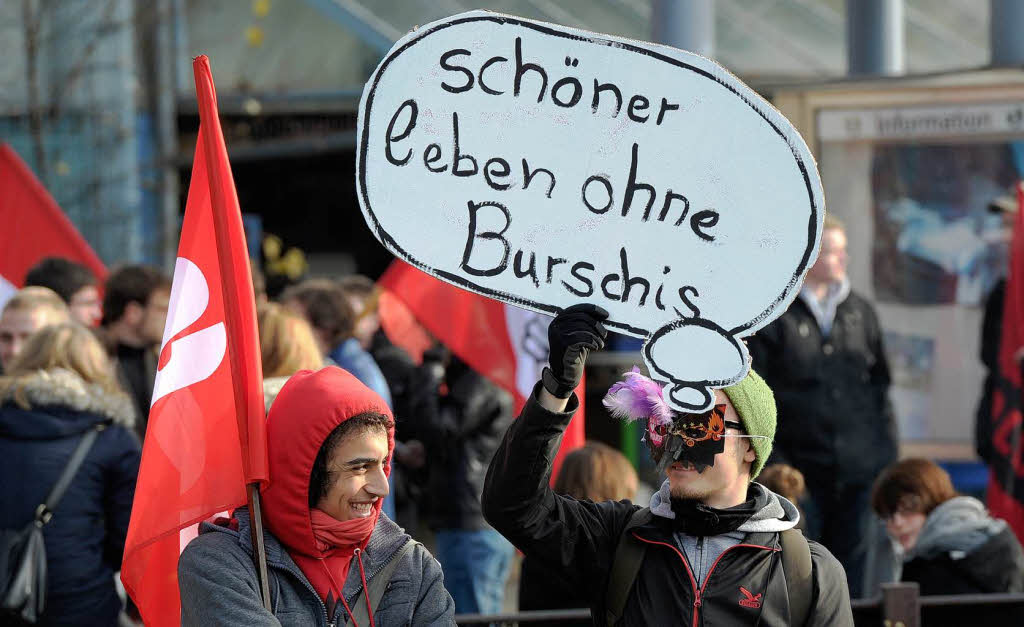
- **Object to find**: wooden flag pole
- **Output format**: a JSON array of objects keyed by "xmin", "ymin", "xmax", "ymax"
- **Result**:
[{"xmin": 246, "ymin": 483, "xmax": 273, "ymax": 611}]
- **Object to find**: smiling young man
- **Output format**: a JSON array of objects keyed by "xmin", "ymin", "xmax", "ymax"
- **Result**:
[
  {"xmin": 178, "ymin": 367, "xmax": 454, "ymax": 626},
  {"xmin": 482, "ymin": 304, "xmax": 853, "ymax": 625}
]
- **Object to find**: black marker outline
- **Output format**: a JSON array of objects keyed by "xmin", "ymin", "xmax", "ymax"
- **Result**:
[{"xmin": 356, "ymin": 11, "xmax": 821, "ymax": 401}]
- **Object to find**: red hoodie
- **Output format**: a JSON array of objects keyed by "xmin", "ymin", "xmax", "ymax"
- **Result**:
[{"xmin": 260, "ymin": 367, "xmax": 395, "ymax": 617}]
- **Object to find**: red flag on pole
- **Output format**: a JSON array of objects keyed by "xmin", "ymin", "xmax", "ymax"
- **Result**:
[
  {"xmin": 378, "ymin": 260, "xmax": 585, "ymax": 480},
  {"xmin": 121, "ymin": 56, "xmax": 269, "ymax": 626},
  {"xmin": 0, "ymin": 143, "xmax": 107, "ymax": 309},
  {"xmin": 988, "ymin": 182, "xmax": 1024, "ymax": 544}
]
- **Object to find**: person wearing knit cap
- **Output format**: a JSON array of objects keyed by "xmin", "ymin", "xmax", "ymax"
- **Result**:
[
  {"xmin": 483, "ymin": 304, "xmax": 852, "ymax": 626},
  {"xmin": 178, "ymin": 367, "xmax": 454, "ymax": 625}
]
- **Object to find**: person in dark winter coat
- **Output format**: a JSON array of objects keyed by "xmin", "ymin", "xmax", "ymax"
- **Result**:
[
  {"xmin": 483, "ymin": 305, "xmax": 853, "ymax": 626},
  {"xmin": 872, "ymin": 458, "xmax": 1024, "ymax": 596},
  {"xmin": 0, "ymin": 323, "xmax": 141, "ymax": 627},
  {"xmin": 178, "ymin": 367, "xmax": 454, "ymax": 626},
  {"xmin": 405, "ymin": 346, "xmax": 516, "ymax": 614},
  {"xmin": 746, "ymin": 215, "xmax": 897, "ymax": 597}
]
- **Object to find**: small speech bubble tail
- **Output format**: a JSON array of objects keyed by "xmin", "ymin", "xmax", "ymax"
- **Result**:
[
  {"xmin": 665, "ymin": 383, "xmax": 713, "ymax": 411},
  {"xmin": 643, "ymin": 318, "xmax": 749, "ymax": 413}
]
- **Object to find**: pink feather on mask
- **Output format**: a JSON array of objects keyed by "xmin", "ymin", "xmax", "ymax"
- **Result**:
[{"xmin": 602, "ymin": 367, "xmax": 677, "ymax": 444}]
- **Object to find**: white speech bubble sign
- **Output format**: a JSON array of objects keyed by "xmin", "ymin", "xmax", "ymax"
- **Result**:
[{"xmin": 357, "ymin": 11, "xmax": 823, "ymax": 412}]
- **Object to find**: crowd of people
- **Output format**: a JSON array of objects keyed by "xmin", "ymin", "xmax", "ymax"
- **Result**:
[{"xmin": 1, "ymin": 229, "xmax": 1023, "ymax": 625}]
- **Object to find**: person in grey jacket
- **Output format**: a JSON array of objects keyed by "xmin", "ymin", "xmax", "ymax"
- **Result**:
[
  {"xmin": 178, "ymin": 367, "xmax": 454, "ymax": 626},
  {"xmin": 872, "ymin": 458, "xmax": 1024, "ymax": 596}
]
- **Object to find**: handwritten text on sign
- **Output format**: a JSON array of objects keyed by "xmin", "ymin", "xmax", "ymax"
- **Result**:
[{"xmin": 357, "ymin": 12, "xmax": 824, "ymax": 411}]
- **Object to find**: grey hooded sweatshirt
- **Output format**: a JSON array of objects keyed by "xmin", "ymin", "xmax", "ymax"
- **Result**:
[
  {"xmin": 650, "ymin": 480, "xmax": 801, "ymax": 585},
  {"xmin": 893, "ymin": 496, "xmax": 1024, "ymax": 595}
]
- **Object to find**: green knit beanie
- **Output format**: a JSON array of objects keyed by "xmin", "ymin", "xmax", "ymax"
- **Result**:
[{"xmin": 721, "ymin": 368, "xmax": 776, "ymax": 479}]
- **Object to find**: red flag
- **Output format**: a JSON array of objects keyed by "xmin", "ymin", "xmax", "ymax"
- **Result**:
[
  {"xmin": 121, "ymin": 56, "xmax": 268, "ymax": 626},
  {"xmin": 378, "ymin": 260, "xmax": 585, "ymax": 479},
  {"xmin": 988, "ymin": 182, "xmax": 1024, "ymax": 543},
  {"xmin": 0, "ymin": 143, "xmax": 107, "ymax": 308}
]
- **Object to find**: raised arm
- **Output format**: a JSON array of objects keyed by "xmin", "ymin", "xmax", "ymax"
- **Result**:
[{"xmin": 482, "ymin": 305, "xmax": 635, "ymax": 590}]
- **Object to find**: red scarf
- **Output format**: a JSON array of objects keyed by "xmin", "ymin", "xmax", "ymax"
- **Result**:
[{"xmin": 291, "ymin": 508, "xmax": 378, "ymax": 607}]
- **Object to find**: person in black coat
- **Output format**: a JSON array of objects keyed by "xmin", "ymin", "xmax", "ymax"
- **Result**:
[
  {"xmin": 404, "ymin": 345, "xmax": 516, "ymax": 614},
  {"xmin": 872, "ymin": 458, "xmax": 1024, "ymax": 596},
  {"xmin": 746, "ymin": 215, "xmax": 897, "ymax": 597},
  {"xmin": 484, "ymin": 305, "xmax": 853, "ymax": 625},
  {"xmin": 0, "ymin": 323, "xmax": 141, "ymax": 627}
]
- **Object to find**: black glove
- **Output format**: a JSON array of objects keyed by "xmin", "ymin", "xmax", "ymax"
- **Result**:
[{"xmin": 543, "ymin": 304, "xmax": 609, "ymax": 398}]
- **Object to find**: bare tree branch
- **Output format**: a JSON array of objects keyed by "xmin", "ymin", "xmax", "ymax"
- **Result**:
[
  {"xmin": 47, "ymin": 0, "xmax": 119, "ymax": 115},
  {"xmin": 22, "ymin": 0, "xmax": 47, "ymax": 181}
]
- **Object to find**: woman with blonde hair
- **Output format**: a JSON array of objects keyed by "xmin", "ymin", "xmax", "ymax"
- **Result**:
[
  {"xmin": 258, "ymin": 303, "xmax": 323, "ymax": 410},
  {"xmin": 0, "ymin": 323, "xmax": 140, "ymax": 626}
]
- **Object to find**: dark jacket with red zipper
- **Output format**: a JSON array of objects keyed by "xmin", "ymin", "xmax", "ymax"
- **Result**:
[{"xmin": 482, "ymin": 386, "xmax": 853, "ymax": 626}]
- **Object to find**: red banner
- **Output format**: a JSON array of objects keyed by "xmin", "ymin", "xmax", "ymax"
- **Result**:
[
  {"xmin": 0, "ymin": 144, "xmax": 106, "ymax": 307},
  {"xmin": 378, "ymin": 260, "xmax": 585, "ymax": 479}
]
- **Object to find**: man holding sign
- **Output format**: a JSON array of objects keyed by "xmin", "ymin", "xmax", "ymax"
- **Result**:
[
  {"xmin": 482, "ymin": 304, "xmax": 852, "ymax": 625},
  {"xmin": 355, "ymin": 11, "xmax": 848, "ymax": 623}
]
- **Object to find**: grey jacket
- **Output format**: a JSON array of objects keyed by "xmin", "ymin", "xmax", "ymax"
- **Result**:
[{"xmin": 178, "ymin": 509, "xmax": 454, "ymax": 626}]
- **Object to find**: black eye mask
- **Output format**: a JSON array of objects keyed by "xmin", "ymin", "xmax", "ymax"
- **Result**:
[{"xmin": 648, "ymin": 404, "xmax": 744, "ymax": 474}]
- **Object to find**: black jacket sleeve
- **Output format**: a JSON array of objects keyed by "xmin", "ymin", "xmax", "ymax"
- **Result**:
[
  {"xmin": 482, "ymin": 384, "xmax": 637, "ymax": 594},
  {"xmin": 863, "ymin": 303, "xmax": 899, "ymax": 464},
  {"xmin": 103, "ymin": 426, "xmax": 142, "ymax": 570}
]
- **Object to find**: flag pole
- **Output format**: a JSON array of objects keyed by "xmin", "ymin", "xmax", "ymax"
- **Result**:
[
  {"xmin": 193, "ymin": 54, "xmax": 273, "ymax": 612},
  {"xmin": 246, "ymin": 484, "xmax": 273, "ymax": 610}
]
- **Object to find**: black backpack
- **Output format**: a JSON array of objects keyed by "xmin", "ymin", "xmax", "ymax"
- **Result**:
[
  {"xmin": 604, "ymin": 507, "xmax": 813, "ymax": 626},
  {"xmin": 1, "ymin": 425, "xmax": 102, "ymax": 624}
]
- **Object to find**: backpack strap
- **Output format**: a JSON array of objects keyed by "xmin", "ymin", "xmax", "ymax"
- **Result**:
[
  {"xmin": 347, "ymin": 538, "xmax": 418, "ymax": 626},
  {"xmin": 779, "ymin": 528, "xmax": 813, "ymax": 627},
  {"xmin": 605, "ymin": 508, "xmax": 651, "ymax": 626},
  {"xmin": 35, "ymin": 424, "xmax": 104, "ymax": 526}
]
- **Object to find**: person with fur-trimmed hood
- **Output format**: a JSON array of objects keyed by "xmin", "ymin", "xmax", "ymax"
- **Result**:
[
  {"xmin": 482, "ymin": 305, "xmax": 853, "ymax": 626},
  {"xmin": 178, "ymin": 367, "xmax": 454, "ymax": 626},
  {"xmin": 0, "ymin": 323, "xmax": 141, "ymax": 626}
]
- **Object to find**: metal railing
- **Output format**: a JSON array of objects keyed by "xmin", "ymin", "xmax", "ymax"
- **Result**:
[
  {"xmin": 454, "ymin": 585, "xmax": 1024, "ymax": 625},
  {"xmin": 454, "ymin": 608, "xmax": 590, "ymax": 624}
]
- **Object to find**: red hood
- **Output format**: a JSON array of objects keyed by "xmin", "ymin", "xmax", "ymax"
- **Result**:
[{"xmin": 260, "ymin": 367, "xmax": 394, "ymax": 558}]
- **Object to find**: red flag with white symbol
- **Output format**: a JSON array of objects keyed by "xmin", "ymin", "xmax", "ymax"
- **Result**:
[
  {"xmin": 121, "ymin": 56, "xmax": 268, "ymax": 626},
  {"xmin": 378, "ymin": 260, "xmax": 585, "ymax": 480}
]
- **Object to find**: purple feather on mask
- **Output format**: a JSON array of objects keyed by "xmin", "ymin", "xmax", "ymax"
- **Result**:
[{"xmin": 602, "ymin": 367, "xmax": 677, "ymax": 446}]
